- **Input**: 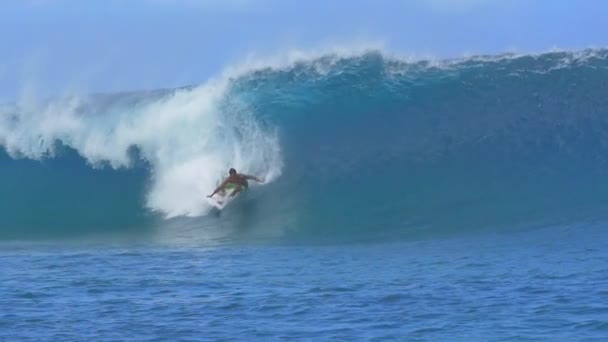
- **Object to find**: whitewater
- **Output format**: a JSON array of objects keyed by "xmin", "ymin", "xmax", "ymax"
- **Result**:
[{"xmin": 2, "ymin": 48, "xmax": 608, "ymax": 340}]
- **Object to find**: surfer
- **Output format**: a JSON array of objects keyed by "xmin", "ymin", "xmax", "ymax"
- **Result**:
[{"xmin": 207, "ymin": 168, "xmax": 264, "ymax": 198}]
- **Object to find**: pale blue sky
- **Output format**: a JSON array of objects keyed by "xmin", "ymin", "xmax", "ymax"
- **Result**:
[{"xmin": 1, "ymin": 0, "xmax": 606, "ymax": 100}]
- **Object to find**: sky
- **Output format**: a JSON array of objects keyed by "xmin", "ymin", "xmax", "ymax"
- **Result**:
[{"xmin": 0, "ymin": 0, "xmax": 607, "ymax": 100}]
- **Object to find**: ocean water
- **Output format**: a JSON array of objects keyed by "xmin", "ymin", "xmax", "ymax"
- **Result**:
[{"xmin": 2, "ymin": 48, "xmax": 608, "ymax": 340}]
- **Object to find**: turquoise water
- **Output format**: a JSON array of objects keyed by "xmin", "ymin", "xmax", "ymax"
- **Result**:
[{"xmin": 2, "ymin": 48, "xmax": 608, "ymax": 339}]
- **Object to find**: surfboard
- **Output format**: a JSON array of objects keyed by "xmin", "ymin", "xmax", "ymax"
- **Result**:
[
  {"xmin": 206, "ymin": 184, "xmax": 244, "ymax": 210},
  {"xmin": 207, "ymin": 190, "xmax": 235, "ymax": 210}
]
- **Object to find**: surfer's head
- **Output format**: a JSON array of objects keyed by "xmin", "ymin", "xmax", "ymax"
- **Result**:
[{"xmin": 229, "ymin": 168, "xmax": 237, "ymax": 176}]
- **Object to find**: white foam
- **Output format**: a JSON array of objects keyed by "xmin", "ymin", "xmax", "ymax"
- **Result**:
[{"xmin": 0, "ymin": 77, "xmax": 282, "ymax": 218}]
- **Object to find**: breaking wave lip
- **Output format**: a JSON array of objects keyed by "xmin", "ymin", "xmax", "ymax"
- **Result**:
[{"xmin": 218, "ymin": 44, "xmax": 606, "ymax": 81}]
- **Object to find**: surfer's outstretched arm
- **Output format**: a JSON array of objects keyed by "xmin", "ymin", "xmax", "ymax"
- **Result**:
[{"xmin": 208, "ymin": 180, "xmax": 228, "ymax": 197}]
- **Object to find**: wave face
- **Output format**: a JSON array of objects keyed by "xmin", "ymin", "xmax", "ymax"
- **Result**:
[{"xmin": 2, "ymin": 48, "xmax": 608, "ymax": 241}]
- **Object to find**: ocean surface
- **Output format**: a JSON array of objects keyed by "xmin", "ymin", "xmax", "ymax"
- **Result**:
[{"xmin": 2, "ymin": 48, "xmax": 608, "ymax": 340}]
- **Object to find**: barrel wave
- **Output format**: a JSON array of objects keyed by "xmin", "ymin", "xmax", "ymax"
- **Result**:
[{"xmin": 2, "ymin": 48, "xmax": 608, "ymax": 242}]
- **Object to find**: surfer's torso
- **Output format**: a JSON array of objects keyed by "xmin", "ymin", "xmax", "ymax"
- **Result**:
[{"xmin": 226, "ymin": 174, "xmax": 249, "ymax": 188}]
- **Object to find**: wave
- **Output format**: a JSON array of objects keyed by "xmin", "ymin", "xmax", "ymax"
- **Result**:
[
  {"xmin": 0, "ymin": 78, "xmax": 282, "ymax": 219},
  {"xmin": 2, "ymin": 47, "xmax": 608, "ymax": 241}
]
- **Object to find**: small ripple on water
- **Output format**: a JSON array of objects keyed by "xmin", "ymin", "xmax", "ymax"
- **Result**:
[
  {"xmin": 574, "ymin": 320, "xmax": 608, "ymax": 331},
  {"xmin": 305, "ymin": 286, "xmax": 357, "ymax": 294},
  {"xmin": 378, "ymin": 293, "xmax": 409, "ymax": 303}
]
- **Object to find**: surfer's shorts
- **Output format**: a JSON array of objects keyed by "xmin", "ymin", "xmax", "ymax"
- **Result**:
[{"xmin": 225, "ymin": 183, "xmax": 248, "ymax": 191}]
